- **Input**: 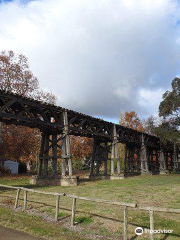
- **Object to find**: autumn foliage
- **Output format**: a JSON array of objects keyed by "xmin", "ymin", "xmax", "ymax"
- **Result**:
[
  {"xmin": 71, "ymin": 136, "xmax": 93, "ymax": 160},
  {"xmin": 120, "ymin": 111, "xmax": 145, "ymax": 132},
  {"xmin": 0, "ymin": 51, "xmax": 56, "ymax": 103},
  {"xmin": 0, "ymin": 51, "xmax": 56, "ymax": 163},
  {"xmin": 0, "ymin": 51, "xmax": 93, "ymax": 166}
]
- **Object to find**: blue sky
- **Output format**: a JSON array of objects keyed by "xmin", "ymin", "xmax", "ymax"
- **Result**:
[{"xmin": 0, "ymin": 0, "xmax": 180, "ymax": 123}]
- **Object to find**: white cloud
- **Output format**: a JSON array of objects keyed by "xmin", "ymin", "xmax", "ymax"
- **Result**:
[
  {"xmin": 138, "ymin": 88, "xmax": 165, "ymax": 116},
  {"xmin": 0, "ymin": 0, "xmax": 180, "ymax": 120}
]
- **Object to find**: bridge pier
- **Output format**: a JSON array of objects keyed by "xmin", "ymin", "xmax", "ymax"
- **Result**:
[
  {"xmin": 159, "ymin": 147, "xmax": 169, "ymax": 174},
  {"xmin": 52, "ymin": 133, "xmax": 57, "ymax": 177},
  {"xmin": 140, "ymin": 135, "xmax": 151, "ymax": 174},
  {"xmin": 89, "ymin": 139, "xmax": 109, "ymax": 180},
  {"xmin": 173, "ymin": 144, "xmax": 180, "ymax": 172},
  {"xmin": 31, "ymin": 110, "xmax": 78, "ymax": 186},
  {"xmin": 110, "ymin": 125, "xmax": 124, "ymax": 180},
  {"xmin": 60, "ymin": 110, "xmax": 78, "ymax": 186}
]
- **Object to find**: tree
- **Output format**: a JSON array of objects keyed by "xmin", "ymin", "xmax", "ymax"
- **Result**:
[
  {"xmin": 159, "ymin": 77, "xmax": 180, "ymax": 127},
  {"xmin": 1, "ymin": 125, "xmax": 40, "ymax": 163},
  {"xmin": 0, "ymin": 51, "xmax": 56, "ymax": 104},
  {"xmin": 70, "ymin": 136, "xmax": 93, "ymax": 170},
  {"xmin": 0, "ymin": 51, "xmax": 56, "ymax": 163},
  {"xmin": 158, "ymin": 77, "xmax": 180, "ymax": 144},
  {"xmin": 120, "ymin": 111, "xmax": 145, "ymax": 132}
]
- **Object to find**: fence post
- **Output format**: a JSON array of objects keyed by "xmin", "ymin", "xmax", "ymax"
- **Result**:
[
  {"xmin": 55, "ymin": 195, "xmax": 60, "ymax": 221},
  {"xmin": 149, "ymin": 208, "xmax": 154, "ymax": 240},
  {"xmin": 23, "ymin": 190, "xmax": 27, "ymax": 211},
  {"xmin": 14, "ymin": 188, "xmax": 21, "ymax": 209},
  {"xmin": 123, "ymin": 203, "xmax": 128, "ymax": 240},
  {"xmin": 71, "ymin": 197, "xmax": 76, "ymax": 226}
]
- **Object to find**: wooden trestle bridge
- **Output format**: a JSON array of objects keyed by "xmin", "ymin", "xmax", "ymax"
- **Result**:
[{"xmin": 0, "ymin": 90, "xmax": 179, "ymax": 185}]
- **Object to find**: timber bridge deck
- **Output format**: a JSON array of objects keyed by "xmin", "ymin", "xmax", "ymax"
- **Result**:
[{"xmin": 0, "ymin": 90, "xmax": 179, "ymax": 185}]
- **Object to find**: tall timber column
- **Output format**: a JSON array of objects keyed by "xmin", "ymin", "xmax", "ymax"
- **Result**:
[
  {"xmin": 31, "ymin": 132, "xmax": 51, "ymax": 185},
  {"xmin": 90, "ymin": 138, "xmax": 96, "ymax": 176},
  {"xmin": 104, "ymin": 142, "xmax": 108, "ymax": 176},
  {"xmin": 37, "ymin": 132, "xmax": 45, "ymax": 177},
  {"xmin": 140, "ymin": 134, "xmax": 150, "ymax": 174},
  {"xmin": 95, "ymin": 141, "xmax": 101, "ymax": 176},
  {"xmin": 52, "ymin": 133, "xmax": 58, "ymax": 177},
  {"xmin": 44, "ymin": 133, "xmax": 50, "ymax": 177},
  {"xmin": 61, "ymin": 110, "xmax": 78, "ymax": 186},
  {"xmin": 173, "ymin": 143, "xmax": 179, "ymax": 172},
  {"xmin": 110, "ymin": 125, "xmax": 124, "ymax": 180},
  {"xmin": 159, "ymin": 145, "xmax": 169, "ymax": 174}
]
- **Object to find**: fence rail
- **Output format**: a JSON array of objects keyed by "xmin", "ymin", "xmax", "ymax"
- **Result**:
[
  {"xmin": 67, "ymin": 194, "xmax": 137, "ymax": 207},
  {"xmin": 0, "ymin": 184, "xmax": 180, "ymax": 240},
  {"xmin": 0, "ymin": 184, "xmax": 65, "ymax": 221}
]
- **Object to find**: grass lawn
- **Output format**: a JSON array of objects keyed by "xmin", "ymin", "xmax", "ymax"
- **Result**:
[{"xmin": 0, "ymin": 174, "xmax": 180, "ymax": 239}]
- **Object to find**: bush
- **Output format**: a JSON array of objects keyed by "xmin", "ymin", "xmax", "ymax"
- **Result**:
[
  {"xmin": 0, "ymin": 165, "xmax": 11, "ymax": 174},
  {"xmin": 18, "ymin": 161, "xmax": 27, "ymax": 173},
  {"xmin": 72, "ymin": 158, "xmax": 90, "ymax": 171}
]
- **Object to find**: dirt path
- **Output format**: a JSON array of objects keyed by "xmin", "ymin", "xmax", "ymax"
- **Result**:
[{"xmin": 0, "ymin": 225, "xmax": 45, "ymax": 240}]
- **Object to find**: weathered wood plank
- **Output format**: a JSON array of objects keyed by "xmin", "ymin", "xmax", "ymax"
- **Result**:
[
  {"xmin": 149, "ymin": 209, "xmax": 154, "ymax": 240},
  {"xmin": 14, "ymin": 188, "xmax": 21, "ymax": 209},
  {"xmin": 23, "ymin": 190, "xmax": 27, "ymax": 211},
  {"xmin": 55, "ymin": 195, "xmax": 60, "ymax": 221},
  {"xmin": 67, "ymin": 195, "xmax": 137, "ymax": 208},
  {"xmin": 123, "ymin": 204, "xmax": 128, "ymax": 240},
  {"xmin": 139, "ymin": 206, "xmax": 180, "ymax": 213},
  {"xmin": 71, "ymin": 197, "xmax": 76, "ymax": 226},
  {"xmin": 21, "ymin": 187, "xmax": 65, "ymax": 196}
]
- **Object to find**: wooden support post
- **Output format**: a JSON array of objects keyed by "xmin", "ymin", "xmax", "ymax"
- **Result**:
[
  {"xmin": 55, "ymin": 195, "xmax": 60, "ymax": 221},
  {"xmin": 61, "ymin": 137, "xmax": 66, "ymax": 176},
  {"xmin": 104, "ymin": 142, "xmax": 108, "ymax": 176},
  {"xmin": 66, "ymin": 135, "xmax": 72, "ymax": 176},
  {"xmin": 96, "ymin": 142, "xmax": 100, "ymax": 175},
  {"xmin": 90, "ymin": 139, "xmax": 96, "ymax": 175},
  {"xmin": 90, "ymin": 157, "xmax": 94, "ymax": 175},
  {"xmin": 115, "ymin": 144, "xmax": 120, "ymax": 175},
  {"xmin": 111, "ymin": 141, "xmax": 115, "ymax": 175},
  {"xmin": 117, "ymin": 159, "xmax": 120, "ymax": 175},
  {"xmin": 44, "ymin": 134, "xmax": 49, "ymax": 177},
  {"xmin": 23, "ymin": 190, "xmax": 27, "ymax": 211},
  {"xmin": 37, "ymin": 133, "xmax": 45, "ymax": 177},
  {"xmin": 62, "ymin": 110, "xmax": 72, "ymax": 176},
  {"xmin": 124, "ymin": 145, "xmax": 128, "ymax": 174},
  {"xmin": 173, "ymin": 143, "xmax": 178, "ymax": 171},
  {"xmin": 155, "ymin": 149, "xmax": 159, "ymax": 171},
  {"xmin": 149, "ymin": 208, "xmax": 154, "ymax": 240},
  {"xmin": 140, "ymin": 134, "xmax": 149, "ymax": 173},
  {"xmin": 71, "ymin": 197, "xmax": 76, "ymax": 226},
  {"xmin": 123, "ymin": 204, "xmax": 128, "ymax": 240},
  {"xmin": 159, "ymin": 146, "xmax": 167, "ymax": 173},
  {"xmin": 111, "ymin": 125, "xmax": 120, "ymax": 175},
  {"xmin": 14, "ymin": 188, "xmax": 21, "ymax": 209},
  {"xmin": 61, "ymin": 159, "xmax": 66, "ymax": 176},
  {"xmin": 52, "ymin": 133, "xmax": 57, "ymax": 177}
]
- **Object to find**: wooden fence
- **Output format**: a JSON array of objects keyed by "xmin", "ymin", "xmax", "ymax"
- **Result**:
[
  {"xmin": 0, "ymin": 184, "xmax": 65, "ymax": 221},
  {"xmin": 0, "ymin": 184, "xmax": 180, "ymax": 240},
  {"xmin": 67, "ymin": 194, "xmax": 137, "ymax": 240}
]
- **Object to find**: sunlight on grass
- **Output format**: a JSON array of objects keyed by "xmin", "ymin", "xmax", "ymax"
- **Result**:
[{"xmin": 0, "ymin": 174, "xmax": 180, "ymax": 239}]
